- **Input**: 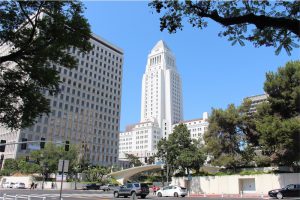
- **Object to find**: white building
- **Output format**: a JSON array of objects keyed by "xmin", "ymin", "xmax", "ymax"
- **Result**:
[
  {"xmin": 119, "ymin": 40, "xmax": 183, "ymax": 161},
  {"xmin": 141, "ymin": 40, "xmax": 183, "ymax": 137},
  {"xmin": 119, "ymin": 121, "xmax": 161, "ymax": 160},
  {"xmin": 0, "ymin": 34, "xmax": 123, "ymax": 166},
  {"xmin": 172, "ymin": 112, "xmax": 209, "ymax": 141}
]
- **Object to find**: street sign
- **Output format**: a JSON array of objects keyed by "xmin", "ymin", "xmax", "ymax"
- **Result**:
[{"xmin": 58, "ymin": 160, "xmax": 69, "ymax": 172}]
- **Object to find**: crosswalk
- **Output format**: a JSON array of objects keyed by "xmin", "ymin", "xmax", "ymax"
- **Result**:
[
  {"xmin": 41, "ymin": 193, "xmax": 112, "ymax": 199},
  {"xmin": 2, "ymin": 193, "xmax": 113, "ymax": 200}
]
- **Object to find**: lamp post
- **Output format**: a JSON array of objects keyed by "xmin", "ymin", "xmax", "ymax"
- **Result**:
[
  {"xmin": 161, "ymin": 164, "xmax": 164, "ymax": 187},
  {"xmin": 39, "ymin": 153, "xmax": 44, "ymax": 190},
  {"xmin": 166, "ymin": 161, "xmax": 169, "ymax": 186}
]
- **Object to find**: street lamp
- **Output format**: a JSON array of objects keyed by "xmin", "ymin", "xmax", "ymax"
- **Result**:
[
  {"xmin": 160, "ymin": 164, "xmax": 164, "ymax": 187},
  {"xmin": 40, "ymin": 153, "xmax": 45, "ymax": 190}
]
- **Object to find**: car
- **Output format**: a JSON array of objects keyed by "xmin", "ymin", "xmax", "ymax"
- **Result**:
[
  {"xmin": 12, "ymin": 182, "xmax": 26, "ymax": 189},
  {"xmin": 3, "ymin": 182, "xmax": 15, "ymax": 188},
  {"xmin": 268, "ymin": 184, "xmax": 300, "ymax": 199},
  {"xmin": 113, "ymin": 182, "xmax": 149, "ymax": 199},
  {"xmin": 156, "ymin": 185, "xmax": 187, "ymax": 197},
  {"xmin": 82, "ymin": 183, "xmax": 100, "ymax": 190},
  {"xmin": 100, "ymin": 184, "xmax": 116, "ymax": 191}
]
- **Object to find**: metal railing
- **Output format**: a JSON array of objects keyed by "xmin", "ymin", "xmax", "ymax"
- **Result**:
[{"xmin": 0, "ymin": 194, "xmax": 47, "ymax": 200}]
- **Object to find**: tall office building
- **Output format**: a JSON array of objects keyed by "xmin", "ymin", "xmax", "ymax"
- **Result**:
[
  {"xmin": 141, "ymin": 40, "xmax": 183, "ymax": 136},
  {"xmin": 0, "ymin": 34, "xmax": 123, "ymax": 166},
  {"xmin": 119, "ymin": 40, "xmax": 183, "ymax": 160}
]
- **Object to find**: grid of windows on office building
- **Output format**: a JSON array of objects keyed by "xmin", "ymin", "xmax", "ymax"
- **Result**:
[{"xmin": 16, "ymin": 37, "xmax": 123, "ymax": 166}]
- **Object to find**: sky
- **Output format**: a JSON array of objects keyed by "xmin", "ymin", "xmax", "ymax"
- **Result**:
[{"xmin": 83, "ymin": 1, "xmax": 299, "ymax": 131}]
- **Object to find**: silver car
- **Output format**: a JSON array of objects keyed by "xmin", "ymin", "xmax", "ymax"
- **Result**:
[{"xmin": 157, "ymin": 185, "xmax": 187, "ymax": 197}]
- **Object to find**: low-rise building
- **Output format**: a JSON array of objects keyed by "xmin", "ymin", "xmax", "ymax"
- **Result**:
[
  {"xmin": 119, "ymin": 120, "xmax": 162, "ymax": 160},
  {"xmin": 172, "ymin": 112, "xmax": 209, "ymax": 141}
]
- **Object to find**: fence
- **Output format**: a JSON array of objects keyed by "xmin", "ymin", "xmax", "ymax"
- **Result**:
[{"xmin": 0, "ymin": 194, "xmax": 46, "ymax": 200}]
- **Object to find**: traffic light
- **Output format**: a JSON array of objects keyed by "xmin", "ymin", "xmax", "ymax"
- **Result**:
[
  {"xmin": 40, "ymin": 137, "xmax": 45, "ymax": 149},
  {"xmin": 145, "ymin": 157, "xmax": 148, "ymax": 164},
  {"xmin": 25, "ymin": 156, "xmax": 29, "ymax": 162},
  {"xmin": 21, "ymin": 138, "xmax": 27, "ymax": 150},
  {"xmin": 0, "ymin": 140, "xmax": 6, "ymax": 152},
  {"xmin": 65, "ymin": 141, "xmax": 70, "ymax": 151}
]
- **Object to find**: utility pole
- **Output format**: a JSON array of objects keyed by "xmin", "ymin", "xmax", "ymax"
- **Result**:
[
  {"xmin": 59, "ymin": 160, "xmax": 65, "ymax": 200},
  {"xmin": 58, "ymin": 159, "xmax": 69, "ymax": 200},
  {"xmin": 166, "ymin": 162, "xmax": 169, "ymax": 185}
]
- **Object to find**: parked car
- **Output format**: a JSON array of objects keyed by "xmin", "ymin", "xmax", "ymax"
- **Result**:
[
  {"xmin": 113, "ymin": 182, "xmax": 149, "ymax": 199},
  {"xmin": 156, "ymin": 185, "xmax": 187, "ymax": 197},
  {"xmin": 100, "ymin": 184, "xmax": 116, "ymax": 191},
  {"xmin": 268, "ymin": 184, "xmax": 300, "ymax": 199},
  {"xmin": 12, "ymin": 182, "xmax": 26, "ymax": 189},
  {"xmin": 82, "ymin": 183, "xmax": 100, "ymax": 190},
  {"xmin": 3, "ymin": 182, "xmax": 15, "ymax": 188}
]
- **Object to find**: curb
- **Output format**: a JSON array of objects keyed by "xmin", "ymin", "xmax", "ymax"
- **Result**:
[{"xmin": 189, "ymin": 194, "xmax": 269, "ymax": 199}]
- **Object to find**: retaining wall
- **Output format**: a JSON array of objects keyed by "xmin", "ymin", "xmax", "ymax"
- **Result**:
[{"xmin": 171, "ymin": 173, "xmax": 300, "ymax": 195}]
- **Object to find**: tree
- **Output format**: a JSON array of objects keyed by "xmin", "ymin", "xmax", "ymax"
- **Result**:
[
  {"xmin": 157, "ymin": 124, "xmax": 206, "ymax": 174},
  {"xmin": 204, "ymin": 103, "xmax": 257, "ymax": 169},
  {"xmin": 149, "ymin": 1, "xmax": 300, "ymax": 55},
  {"xmin": 0, "ymin": 1, "xmax": 92, "ymax": 129},
  {"xmin": 263, "ymin": 61, "xmax": 300, "ymax": 118},
  {"xmin": 148, "ymin": 155, "xmax": 156, "ymax": 164},
  {"xmin": 17, "ymin": 158, "xmax": 41, "ymax": 174},
  {"xmin": 83, "ymin": 166, "xmax": 110, "ymax": 183},
  {"xmin": 255, "ymin": 115, "xmax": 300, "ymax": 166},
  {"xmin": 125, "ymin": 153, "xmax": 142, "ymax": 167},
  {"xmin": 3, "ymin": 158, "xmax": 18, "ymax": 172},
  {"xmin": 2, "ymin": 157, "xmax": 41, "ymax": 175},
  {"xmin": 254, "ymin": 61, "xmax": 300, "ymax": 166},
  {"xmin": 29, "ymin": 143, "xmax": 80, "ymax": 178}
]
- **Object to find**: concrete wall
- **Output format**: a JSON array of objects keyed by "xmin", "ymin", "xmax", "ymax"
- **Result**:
[
  {"xmin": 0, "ymin": 176, "xmax": 85, "ymax": 190},
  {"xmin": 35, "ymin": 181, "xmax": 85, "ymax": 190},
  {"xmin": 172, "ymin": 173, "xmax": 300, "ymax": 195},
  {"xmin": 0, "ymin": 176, "xmax": 33, "ymax": 188}
]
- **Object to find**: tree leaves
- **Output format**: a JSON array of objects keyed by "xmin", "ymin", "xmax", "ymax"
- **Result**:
[
  {"xmin": 125, "ymin": 153, "xmax": 142, "ymax": 167},
  {"xmin": 0, "ymin": 1, "xmax": 92, "ymax": 129},
  {"xmin": 205, "ymin": 61, "xmax": 300, "ymax": 167},
  {"xmin": 149, "ymin": 0, "xmax": 300, "ymax": 55},
  {"xmin": 156, "ymin": 124, "xmax": 206, "ymax": 174}
]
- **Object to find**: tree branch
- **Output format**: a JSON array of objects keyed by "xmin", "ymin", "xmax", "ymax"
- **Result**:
[
  {"xmin": 200, "ymin": 11, "xmax": 300, "ymax": 37},
  {"xmin": 0, "ymin": 2, "xmax": 45, "ymax": 64}
]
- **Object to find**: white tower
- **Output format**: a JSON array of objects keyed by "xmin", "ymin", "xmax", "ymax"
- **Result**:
[{"xmin": 140, "ymin": 40, "xmax": 183, "ymax": 137}]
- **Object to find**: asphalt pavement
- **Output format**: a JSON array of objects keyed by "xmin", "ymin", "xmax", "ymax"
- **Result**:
[{"xmin": 0, "ymin": 188, "xmax": 299, "ymax": 200}]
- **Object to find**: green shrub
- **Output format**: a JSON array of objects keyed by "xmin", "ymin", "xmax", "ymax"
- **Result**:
[{"xmin": 0, "ymin": 169, "xmax": 13, "ymax": 176}]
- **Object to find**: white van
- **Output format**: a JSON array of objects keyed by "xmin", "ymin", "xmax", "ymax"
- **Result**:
[{"xmin": 3, "ymin": 181, "xmax": 15, "ymax": 188}]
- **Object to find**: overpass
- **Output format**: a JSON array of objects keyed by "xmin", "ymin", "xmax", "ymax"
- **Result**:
[
  {"xmin": 108, "ymin": 164, "xmax": 162, "ymax": 185},
  {"xmin": 108, "ymin": 164, "xmax": 221, "ymax": 185}
]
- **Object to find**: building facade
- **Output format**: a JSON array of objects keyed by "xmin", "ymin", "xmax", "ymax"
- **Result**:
[
  {"xmin": 141, "ymin": 40, "xmax": 183, "ymax": 137},
  {"xmin": 119, "ymin": 121, "xmax": 161, "ymax": 160},
  {"xmin": 0, "ymin": 34, "xmax": 123, "ymax": 166},
  {"xmin": 172, "ymin": 112, "xmax": 209, "ymax": 141},
  {"xmin": 119, "ymin": 40, "xmax": 184, "ymax": 161},
  {"xmin": 244, "ymin": 94, "xmax": 268, "ymax": 113}
]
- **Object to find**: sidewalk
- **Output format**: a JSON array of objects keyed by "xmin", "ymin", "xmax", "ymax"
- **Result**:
[{"xmin": 189, "ymin": 193, "xmax": 269, "ymax": 199}]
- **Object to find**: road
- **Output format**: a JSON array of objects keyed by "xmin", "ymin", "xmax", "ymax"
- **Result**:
[{"xmin": 0, "ymin": 189, "xmax": 298, "ymax": 200}]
